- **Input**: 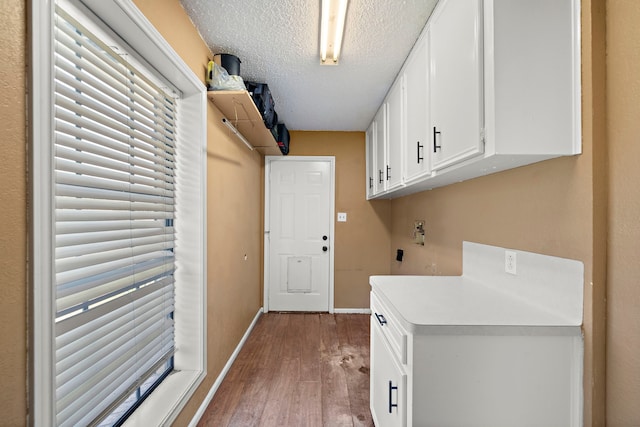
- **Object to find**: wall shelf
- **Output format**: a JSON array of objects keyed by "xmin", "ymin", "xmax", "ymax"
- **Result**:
[{"xmin": 207, "ymin": 90, "xmax": 282, "ymax": 156}]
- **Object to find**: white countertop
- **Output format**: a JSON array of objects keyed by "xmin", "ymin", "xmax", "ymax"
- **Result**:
[
  {"xmin": 369, "ymin": 241, "xmax": 584, "ymax": 334},
  {"xmin": 371, "ymin": 275, "xmax": 580, "ymax": 332}
]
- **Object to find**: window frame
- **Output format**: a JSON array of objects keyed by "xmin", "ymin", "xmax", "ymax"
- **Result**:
[{"xmin": 29, "ymin": 0, "xmax": 207, "ymax": 425}]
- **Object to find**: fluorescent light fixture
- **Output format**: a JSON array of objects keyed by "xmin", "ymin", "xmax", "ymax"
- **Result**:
[
  {"xmin": 222, "ymin": 118, "xmax": 254, "ymax": 151},
  {"xmin": 320, "ymin": 0, "xmax": 330, "ymax": 62},
  {"xmin": 320, "ymin": 0, "xmax": 348, "ymax": 64}
]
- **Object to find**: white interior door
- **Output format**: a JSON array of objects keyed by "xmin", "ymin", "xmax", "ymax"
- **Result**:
[{"xmin": 265, "ymin": 157, "xmax": 334, "ymax": 312}]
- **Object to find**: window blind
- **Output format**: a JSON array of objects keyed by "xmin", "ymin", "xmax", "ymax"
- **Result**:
[{"xmin": 53, "ymin": 7, "xmax": 177, "ymax": 426}]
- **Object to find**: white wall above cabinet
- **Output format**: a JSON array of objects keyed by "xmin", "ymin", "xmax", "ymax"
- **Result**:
[{"xmin": 366, "ymin": 0, "xmax": 581, "ymax": 200}]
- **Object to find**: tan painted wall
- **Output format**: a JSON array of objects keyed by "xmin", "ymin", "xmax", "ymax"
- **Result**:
[
  {"xmin": 388, "ymin": 2, "xmax": 607, "ymax": 424},
  {"xmin": 131, "ymin": 1, "xmax": 264, "ymax": 425},
  {"xmin": 288, "ymin": 131, "xmax": 391, "ymax": 308},
  {"xmin": 583, "ymin": 1, "xmax": 609, "ymax": 424},
  {"xmin": 606, "ymin": 1, "xmax": 640, "ymax": 425},
  {"xmin": 1, "ymin": 0, "xmax": 27, "ymax": 425}
]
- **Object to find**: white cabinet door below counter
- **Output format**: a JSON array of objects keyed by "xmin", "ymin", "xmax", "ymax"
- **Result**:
[{"xmin": 371, "ymin": 318, "xmax": 406, "ymax": 427}]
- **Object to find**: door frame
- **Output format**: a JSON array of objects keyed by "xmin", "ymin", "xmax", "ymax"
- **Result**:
[{"xmin": 264, "ymin": 156, "xmax": 336, "ymax": 313}]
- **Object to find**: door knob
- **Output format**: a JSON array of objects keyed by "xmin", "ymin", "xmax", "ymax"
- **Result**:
[{"xmin": 322, "ymin": 246, "xmax": 328, "ymax": 252}]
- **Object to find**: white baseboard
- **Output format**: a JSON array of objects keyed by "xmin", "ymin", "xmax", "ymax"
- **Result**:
[
  {"xmin": 188, "ymin": 307, "xmax": 263, "ymax": 427},
  {"xmin": 333, "ymin": 308, "xmax": 371, "ymax": 314}
]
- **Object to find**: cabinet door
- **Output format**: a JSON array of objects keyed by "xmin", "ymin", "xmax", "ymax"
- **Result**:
[
  {"xmin": 374, "ymin": 104, "xmax": 387, "ymax": 194},
  {"xmin": 404, "ymin": 33, "xmax": 431, "ymax": 182},
  {"xmin": 386, "ymin": 78, "xmax": 403, "ymax": 190},
  {"xmin": 371, "ymin": 318, "xmax": 406, "ymax": 427},
  {"xmin": 365, "ymin": 122, "xmax": 375, "ymax": 199},
  {"xmin": 430, "ymin": 0, "xmax": 483, "ymax": 171}
]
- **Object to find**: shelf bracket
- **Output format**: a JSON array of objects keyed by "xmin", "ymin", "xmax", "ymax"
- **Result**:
[{"xmin": 222, "ymin": 118, "xmax": 254, "ymax": 151}]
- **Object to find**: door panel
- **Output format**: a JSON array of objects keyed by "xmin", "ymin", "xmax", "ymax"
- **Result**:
[
  {"xmin": 404, "ymin": 33, "xmax": 431, "ymax": 182},
  {"xmin": 371, "ymin": 318, "xmax": 407, "ymax": 427},
  {"xmin": 374, "ymin": 104, "xmax": 387, "ymax": 194},
  {"xmin": 386, "ymin": 78, "xmax": 403, "ymax": 190},
  {"xmin": 366, "ymin": 122, "xmax": 375, "ymax": 198},
  {"xmin": 267, "ymin": 159, "xmax": 333, "ymax": 312},
  {"xmin": 430, "ymin": 0, "xmax": 483, "ymax": 170}
]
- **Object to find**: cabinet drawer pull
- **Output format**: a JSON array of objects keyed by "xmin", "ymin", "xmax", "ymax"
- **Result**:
[
  {"xmin": 388, "ymin": 380, "xmax": 399, "ymax": 413},
  {"xmin": 378, "ymin": 170, "xmax": 383, "ymax": 184},
  {"xmin": 417, "ymin": 140, "xmax": 424, "ymax": 163},
  {"xmin": 433, "ymin": 126, "xmax": 442, "ymax": 152},
  {"xmin": 374, "ymin": 312, "xmax": 387, "ymax": 326},
  {"xmin": 369, "ymin": 176, "xmax": 373, "ymax": 189},
  {"xmin": 386, "ymin": 165, "xmax": 391, "ymax": 180}
]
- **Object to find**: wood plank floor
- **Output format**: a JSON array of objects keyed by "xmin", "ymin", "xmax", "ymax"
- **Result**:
[{"xmin": 197, "ymin": 313, "xmax": 374, "ymax": 427}]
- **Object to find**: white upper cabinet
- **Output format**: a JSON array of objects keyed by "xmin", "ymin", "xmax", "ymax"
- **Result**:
[
  {"xmin": 386, "ymin": 78, "xmax": 404, "ymax": 191},
  {"xmin": 365, "ymin": 122, "xmax": 376, "ymax": 199},
  {"xmin": 429, "ymin": 0, "xmax": 484, "ymax": 171},
  {"xmin": 483, "ymin": 0, "xmax": 581, "ymax": 157},
  {"xmin": 374, "ymin": 104, "xmax": 387, "ymax": 195},
  {"xmin": 366, "ymin": 0, "xmax": 580, "ymax": 199},
  {"xmin": 403, "ymin": 32, "xmax": 431, "ymax": 183}
]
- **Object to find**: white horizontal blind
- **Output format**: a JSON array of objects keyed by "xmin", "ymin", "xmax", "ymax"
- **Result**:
[{"xmin": 53, "ymin": 6, "xmax": 177, "ymax": 426}]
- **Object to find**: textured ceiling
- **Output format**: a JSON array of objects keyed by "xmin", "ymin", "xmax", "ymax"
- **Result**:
[{"xmin": 180, "ymin": 0, "xmax": 438, "ymax": 131}]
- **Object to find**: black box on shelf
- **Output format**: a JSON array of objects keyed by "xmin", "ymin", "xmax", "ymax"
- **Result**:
[
  {"xmin": 275, "ymin": 123, "xmax": 290, "ymax": 155},
  {"xmin": 245, "ymin": 81, "xmax": 277, "ymax": 129}
]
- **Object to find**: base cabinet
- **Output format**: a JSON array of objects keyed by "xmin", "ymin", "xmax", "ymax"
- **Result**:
[{"xmin": 370, "ymin": 288, "xmax": 583, "ymax": 427}]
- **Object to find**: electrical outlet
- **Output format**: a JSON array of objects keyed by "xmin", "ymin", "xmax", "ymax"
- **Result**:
[{"xmin": 505, "ymin": 250, "xmax": 517, "ymax": 275}]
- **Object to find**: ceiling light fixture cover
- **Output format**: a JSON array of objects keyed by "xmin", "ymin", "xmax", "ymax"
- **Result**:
[{"xmin": 320, "ymin": 0, "xmax": 348, "ymax": 65}]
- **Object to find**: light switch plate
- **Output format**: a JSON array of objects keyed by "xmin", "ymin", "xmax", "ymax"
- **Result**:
[{"xmin": 337, "ymin": 212, "xmax": 347, "ymax": 222}]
